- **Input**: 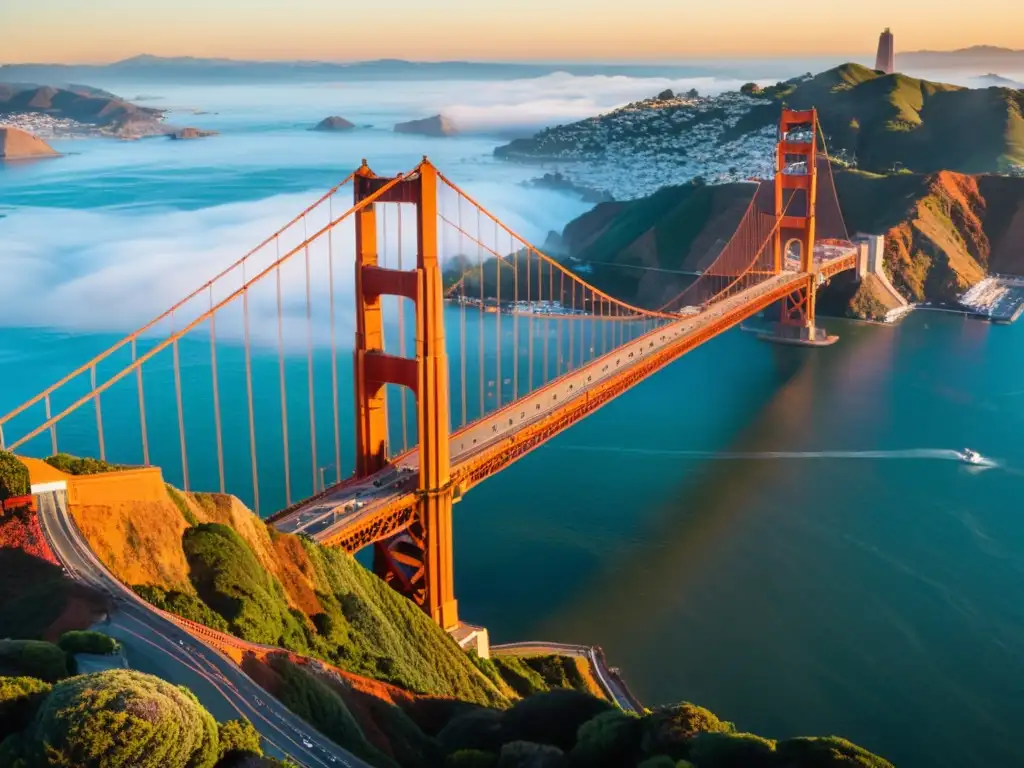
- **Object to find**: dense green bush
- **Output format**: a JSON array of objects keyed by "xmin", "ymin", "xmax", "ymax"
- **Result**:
[
  {"xmin": 0, "ymin": 451, "xmax": 29, "ymax": 502},
  {"xmin": 359, "ymin": 691, "xmax": 442, "ymax": 768},
  {"xmin": 133, "ymin": 584, "xmax": 231, "ymax": 633},
  {"xmin": 774, "ymin": 736, "xmax": 894, "ymax": 767},
  {"xmin": 23, "ymin": 669, "xmax": 218, "ymax": 768},
  {"xmin": 497, "ymin": 740, "xmax": 566, "ymax": 768},
  {"xmin": 0, "ymin": 549, "xmax": 74, "ymax": 641},
  {"xmin": 641, "ymin": 702, "xmax": 734, "ymax": 760},
  {"xmin": 447, "ymin": 749, "xmax": 499, "ymax": 768},
  {"xmin": 491, "ymin": 657, "xmax": 548, "ymax": 697},
  {"xmin": 635, "ymin": 758, "xmax": 682, "ymax": 768},
  {"xmin": 57, "ymin": 630, "xmax": 120, "ymax": 656},
  {"xmin": 521, "ymin": 656, "xmax": 587, "ymax": 694},
  {"xmin": 43, "ymin": 453, "xmax": 123, "ymax": 476},
  {"xmin": 438, "ymin": 707, "xmax": 506, "ymax": 754},
  {"xmin": 499, "ymin": 690, "xmax": 612, "ymax": 753},
  {"xmin": 0, "ymin": 640, "xmax": 73, "ymax": 683},
  {"xmin": 0, "ymin": 677, "xmax": 52, "ymax": 739},
  {"xmin": 182, "ymin": 524, "xmax": 309, "ymax": 648},
  {"xmin": 270, "ymin": 658, "xmax": 399, "ymax": 768},
  {"xmin": 166, "ymin": 484, "xmax": 199, "ymax": 526},
  {"xmin": 217, "ymin": 718, "xmax": 263, "ymax": 761},
  {"xmin": 570, "ymin": 710, "xmax": 642, "ymax": 768},
  {"xmin": 686, "ymin": 731, "xmax": 776, "ymax": 768}
]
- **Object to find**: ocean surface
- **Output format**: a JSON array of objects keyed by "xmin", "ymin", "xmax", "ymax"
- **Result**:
[{"xmin": 3, "ymin": 76, "xmax": 1024, "ymax": 768}]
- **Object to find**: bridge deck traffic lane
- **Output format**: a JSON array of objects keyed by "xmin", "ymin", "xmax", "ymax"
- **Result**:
[{"xmin": 279, "ymin": 270, "xmax": 827, "ymax": 547}]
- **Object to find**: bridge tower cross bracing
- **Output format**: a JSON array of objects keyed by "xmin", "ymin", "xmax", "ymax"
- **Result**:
[
  {"xmin": 774, "ymin": 108, "xmax": 822, "ymax": 334},
  {"xmin": 352, "ymin": 159, "xmax": 459, "ymax": 630}
]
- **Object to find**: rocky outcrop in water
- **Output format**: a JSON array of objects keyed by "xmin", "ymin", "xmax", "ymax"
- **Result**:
[
  {"xmin": 312, "ymin": 116, "xmax": 355, "ymax": 131},
  {"xmin": 394, "ymin": 114, "xmax": 458, "ymax": 137},
  {"xmin": 0, "ymin": 127, "xmax": 58, "ymax": 160},
  {"xmin": 168, "ymin": 127, "xmax": 218, "ymax": 140}
]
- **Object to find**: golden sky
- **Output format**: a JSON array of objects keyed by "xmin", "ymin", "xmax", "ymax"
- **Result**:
[{"xmin": 2, "ymin": 0, "xmax": 1020, "ymax": 63}]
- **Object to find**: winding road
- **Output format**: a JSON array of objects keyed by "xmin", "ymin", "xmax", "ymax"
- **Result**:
[{"xmin": 37, "ymin": 490, "xmax": 370, "ymax": 768}]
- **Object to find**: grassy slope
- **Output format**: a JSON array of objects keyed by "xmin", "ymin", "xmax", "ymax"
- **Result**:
[{"xmin": 778, "ymin": 63, "xmax": 1024, "ymax": 174}]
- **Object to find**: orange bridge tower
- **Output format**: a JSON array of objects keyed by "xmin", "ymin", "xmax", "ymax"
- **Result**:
[
  {"xmin": 353, "ymin": 159, "xmax": 459, "ymax": 630},
  {"xmin": 768, "ymin": 108, "xmax": 836, "ymax": 346}
]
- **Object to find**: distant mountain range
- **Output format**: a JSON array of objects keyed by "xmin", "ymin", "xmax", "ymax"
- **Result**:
[
  {"xmin": 899, "ymin": 45, "xmax": 1024, "ymax": 70},
  {"xmin": 0, "ymin": 54, "xmax": 717, "ymax": 85}
]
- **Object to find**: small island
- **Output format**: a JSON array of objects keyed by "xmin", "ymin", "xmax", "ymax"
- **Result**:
[
  {"xmin": 311, "ymin": 116, "xmax": 355, "ymax": 132},
  {"xmin": 0, "ymin": 126, "xmax": 59, "ymax": 161},
  {"xmin": 394, "ymin": 114, "xmax": 458, "ymax": 137},
  {"xmin": 168, "ymin": 127, "xmax": 218, "ymax": 140}
]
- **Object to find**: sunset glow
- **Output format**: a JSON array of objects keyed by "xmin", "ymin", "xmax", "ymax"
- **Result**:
[{"xmin": 3, "ymin": 0, "xmax": 1021, "ymax": 63}]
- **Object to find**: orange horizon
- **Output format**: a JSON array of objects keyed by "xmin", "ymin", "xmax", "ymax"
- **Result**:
[{"xmin": 2, "ymin": 0, "xmax": 1020, "ymax": 65}]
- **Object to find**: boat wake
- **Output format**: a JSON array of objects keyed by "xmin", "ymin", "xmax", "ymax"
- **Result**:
[{"xmin": 557, "ymin": 445, "xmax": 999, "ymax": 467}]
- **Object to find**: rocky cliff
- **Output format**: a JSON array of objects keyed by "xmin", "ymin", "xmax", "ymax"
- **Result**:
[{"xmin": 394, "ymin": 114, "xmax": 458, "ymax": 137}]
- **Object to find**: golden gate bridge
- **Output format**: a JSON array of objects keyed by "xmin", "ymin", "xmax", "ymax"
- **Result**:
[{"xmin": 0, "ymin": 108, "xmax": 858, "ymax": 632}]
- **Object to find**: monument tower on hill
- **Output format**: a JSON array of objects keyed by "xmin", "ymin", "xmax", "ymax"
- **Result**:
[{"xmin": 875, "ymin": 28, "xmax": 895, "ymax": 74}]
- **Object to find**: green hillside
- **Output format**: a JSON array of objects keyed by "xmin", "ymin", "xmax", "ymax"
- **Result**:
[{"xmin": 757, "ymin": 63, "xmax": 1024, "ymax": 174}]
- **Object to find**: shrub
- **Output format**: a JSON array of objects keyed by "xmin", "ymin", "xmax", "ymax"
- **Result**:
[
  {"xmin": 0, "ymin": 676, "xmax": 52, "ymax": 739},
  {"xmin": 641, "ymin": 702, "xmax": 734, "ymax": 759},
  {"xmin": 0, "ymin": 640, "xmax": 73, "ymax": 683},
  {"xmin": 133, "ymin": 584, "xmax": 231, "ymax": 633},
  {"xmin": 447, "ymin": 749, "xmax": 498, "ymax": 767},
  {"xmin": 686, "ymin": 732, "xmax": 776, "ymax": 768},
  {"xmin": 497, "ymin": 740, "xmax": 566, "ymax": 768},
  {"xmin": 492, "ymin": 657, "xmax": 548, "ymax": 697},
  {"xmin": 217, "ymin": 718, "xmax": 263, "ymax": 761},
  {"xmin": 43, "ymin": 453, "xmax": 123, "ymax": 476},
  {"xmin": 0, "ymin": 452, "xmax": 29, "ymax": 502},
  {"xmin": 57, "ymin": 630, "xmax": 120, "ymax": 656},
  {"xmin": 182, "ymin": 524, "xmax": 309, "ymax": 648},
  {"xmin": 570, "ymin": 710, "xmax": 642, "ymax": 768},
  {"xmin": 499, "ymin": 690, "xmax": 612, "ymax": 752},
  {"xmin": 438, "ymin": 707, "xmax": 506, "ymax": 754},
  {"xmin": 775, "ymin": 736, "xmax": 894, "ymax": 767},
  {"xmin": 270, "ymin": 658, "xmax": 398, "ymax": 768},
  {"xmin": 25, "ymin": 669, "xmax": 218, "ymax": 768},
  {"xmin": 166, "ymin": 485, "xmax": 198, "ymax": 526}
]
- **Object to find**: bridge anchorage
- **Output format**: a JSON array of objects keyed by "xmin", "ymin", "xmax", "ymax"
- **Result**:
[{"xmin": 1, "ymin": 109, "xmax": 857, "ymax": 639}]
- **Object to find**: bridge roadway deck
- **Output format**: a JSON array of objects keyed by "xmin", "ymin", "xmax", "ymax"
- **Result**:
[{"xmin": 273, "ymin": 265, "xmax": 844, "ymax": 550}]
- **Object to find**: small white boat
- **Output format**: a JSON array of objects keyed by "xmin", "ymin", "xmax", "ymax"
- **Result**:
[{"xmin": 960, "ymin": 448, "xmax": 985, "ymax": 465}]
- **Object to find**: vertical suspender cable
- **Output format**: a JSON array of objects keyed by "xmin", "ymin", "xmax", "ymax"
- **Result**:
[
  {"xmin": 172, "ymin": 334, "xmax": 188, "ymax": 491},
  {"xmin": 243, "ymin": 267, "xmax": 260, "ymax": 516},
  {"xmin": 207, "ymin": 289, "xmax": 224, "ymax": 491},
  {"xmin": 527, "ymin": 246, "xmax": 533, "ymax": 391},
  {"xmin": 328, "ymin": 193, "xmax": 341, "ymax": 484},
  {"xmin": 91, "ymin": 363, "xmax": 105, "ymax": 462},
  {"xmin": 276, "ymin": 238, "xmax": 292, "ymax": 506},
  {"xmin": 558, "ymin": 270, "xmax": 564, "ymax": 376},
  {"xmin": 495, "ymin": 219, "xmax": 502, "ymax": 409},
  {"xmin": 397, "ymin": 205, "xmax": 409, "ymax": 451},
  {"xmin": 478, "ymin": 208, "xmax": 485, "ymax": 417},
  {"xmin": 542, "ymin": 260, "xmax": 549, "ymax": 383},
  {"xmin": 133, "ymin": 340, "xmax": 148, "ymax": 465},
  {"xmin": 512, "ymin": 231, "xmax": 518, "ymax": 401},
  {"xmin": 304, "ymin": 216, "xmax": 318, "ymax": 495},
  {"xmin": 568, "ymin": 280, "xmax": 575, "ymax": 371},
  {"xmin": 459, "ymin": 196, "xmax": 468, "ymax": 427},
  {"xmin": 45, "ymin": 394, "xmax": 57, "ymax": 457}
]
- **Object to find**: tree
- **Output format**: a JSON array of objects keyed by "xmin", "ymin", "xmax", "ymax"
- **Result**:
[
  {"xmin": 497, "ymin": 741, "xmax": 566, "ymax": 768},
  {"xmin": 775, "ymin": 736, "xmax": 894, "ymax": 767},
  {"xmin": 740, "ymin": 83, "xmax": 762, "ymax": 96},
  {"xmin": 686, "ymin": 88, "xmax": 700, "ymax": 99},
  {"xmin": 686, "ymin": 732, "xmax": 776, "ymax": 768},
  {"xmin": 641, "ymin": 702, "xmax": 734, "ymax": 760},
  {"xmin": 0, "ymin": 640, "xmax": 73, "ymax": 683},
  {"xmin": 0, "ymin": 677, "xmax": 52, "ymax": 739},
  {"xmin": 217, "ymin": 718, "xmax": 262, "ymax": 762},
  {"xmin": 439, "ymin": 708, "xmax": 505, "ymax": 754},
  {"xmin": 0, "ymin": 452, "xmax": 29, "ymax": 502},
  {"xmin": 24, "ymin": 669, "xmax": 219, "ymax": 768},
  {"xmin": 57, "ymin": 631, "xmax": 120, "ymax": 656},
  {"xmin": 570, "ymin": 710, "xmax": 642, "ymax": 768},
  {"xmin": 499, "ymin": 690, "xmax": 612, "ymax": 752}
]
